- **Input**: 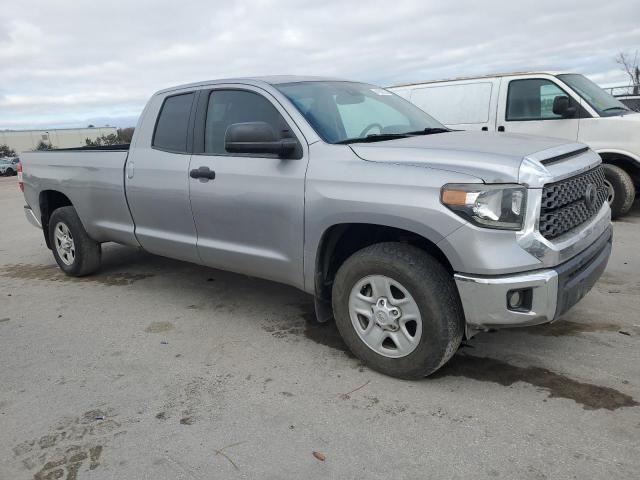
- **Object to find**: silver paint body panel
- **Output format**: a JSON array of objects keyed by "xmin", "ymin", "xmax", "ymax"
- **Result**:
[{"xmin": 20, "ymin": 76, "xmax": 611, "ymax": 329}]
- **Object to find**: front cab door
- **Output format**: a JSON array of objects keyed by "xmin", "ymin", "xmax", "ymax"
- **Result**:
[
  {"xmin": 188, "ymin": 85, "xmax": 309, "ymax": 288},
  {"xmin": 496, "ymin": 75, "xmax": 585, "ymax": 141}
]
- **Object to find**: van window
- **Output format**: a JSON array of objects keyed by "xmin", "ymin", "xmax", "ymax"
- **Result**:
[
  {"xmin": 410, "ymin": 82, "xmax": 493, "ymax": 125},
  {"xmin": 506, "ymin": 79, "xmax": 566, "ymax": 121},
  {"xmin": 153, "ymin": 92, "xmax": 195, "ymax": 152},
  {"xmin": 204, "ymin": 90, "xmax": 291, "ymax": 155},
  {"xmin": 557, "ymin": 73, "xmax": 629, "ymax": 116}
]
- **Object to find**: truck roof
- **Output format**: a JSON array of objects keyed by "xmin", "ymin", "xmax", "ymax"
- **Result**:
[
  {"xmin": 155, "ymin": 75, "xmax": 352, "ymax": 96},
  {"xmin": 388, "ymin": 71, "xmax": 565, "ymax": 88}
]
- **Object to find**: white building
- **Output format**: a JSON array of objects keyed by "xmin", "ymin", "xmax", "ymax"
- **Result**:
[{"xmin": 0, "ymin": 127, "xmax": 118, "ymax": 154}]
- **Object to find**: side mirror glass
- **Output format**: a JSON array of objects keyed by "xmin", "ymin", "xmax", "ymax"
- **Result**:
[
  {"xmin": 224, "ymin": 122, "xmax": 298, "ymax": 158},
  {"xmin": 552, "ymin": 95, "xmax": 577, "ymax": 118}
]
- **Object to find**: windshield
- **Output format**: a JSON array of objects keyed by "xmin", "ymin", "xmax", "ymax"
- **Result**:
[
  {"xmin": 558, "ymin": 74, "xmax": 630, "ymax": 116},
  {"xmin": 276, "ymin": 81, "xmax": 447, "ymax": 144}
]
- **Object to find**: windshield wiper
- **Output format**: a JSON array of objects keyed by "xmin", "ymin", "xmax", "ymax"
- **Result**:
[
  {"xmin": 335, "ymin": 133, "xmax": 411, "ymax": 145},
  {"xmin": 335, "ymin": 128, "xmax": 452, "ymax": 144},
  {"xmin": 602, "ymin": 106, "xmax": 629, "ymax": 112},
  {"xmin": 402, "ymin": 127, "xmax": 451, "ymax": 135}
]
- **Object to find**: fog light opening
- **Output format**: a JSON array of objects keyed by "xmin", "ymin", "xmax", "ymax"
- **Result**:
[
  {"xmin": 508, "ymin": 290, "xmax": 522, "ymax": 308},
  {"xmin": 507, "ymin": 288, "xmax": 533, "ymax": 312}
]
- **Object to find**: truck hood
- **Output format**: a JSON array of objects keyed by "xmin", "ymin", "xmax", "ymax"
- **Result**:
[{"xmin": 349, "ymin": 131, "xmax": 585, "ymax": 183}]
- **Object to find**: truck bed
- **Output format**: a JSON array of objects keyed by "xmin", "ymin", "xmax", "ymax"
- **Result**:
[{"xmin": 21, "ymin": 148, "xmax": 137, "ymax": 247}]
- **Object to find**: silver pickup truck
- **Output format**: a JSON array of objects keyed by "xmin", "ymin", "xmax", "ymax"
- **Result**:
[{"xmin": 20, "ymin": 76, "xmax": 612, "ymax": 378}]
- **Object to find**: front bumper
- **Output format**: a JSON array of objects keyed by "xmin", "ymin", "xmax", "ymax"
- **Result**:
[{"xmin": 454, "ymin": 226, "xmax": 612, "ymax": 330}]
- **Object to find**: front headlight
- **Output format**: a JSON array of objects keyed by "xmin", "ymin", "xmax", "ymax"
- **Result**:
[{"xmin": 441, "ymin": 184, "xmax": 526, "ymax": 230}]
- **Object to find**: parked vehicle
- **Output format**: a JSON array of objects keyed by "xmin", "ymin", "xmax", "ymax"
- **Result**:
[
  {"xmin": 618, "ymin": 96, "xmax": 640, "ymax": 112},
  {"xmin": 19, "ymin": 77, "xmax": 612, "ymax": 378},
  {"xmin": 389, "ymin": 72, "xmax": 639, "ymax": 218},
  {"xmin": 0, "ymin": 159, "xmax": 18, "ymax": 176},
  {"xmin": 604, "ymin": 85, "xmax": 640, "ymax": 112}
]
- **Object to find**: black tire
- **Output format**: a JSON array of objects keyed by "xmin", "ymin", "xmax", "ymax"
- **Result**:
[
  {"xmin": 603, "ymin": 164, "xmax": 635, "ymax": 219},
  {"xmin": 332, "ymin": 242, "xmax": 464, "ymax": 379},
  {"xmin": 6, "ymin": 168, "xmax": 14, "ymax": 176},
  {"xmin": 49, "ymin": 206, "xmax": 101, "ymax": 276}
]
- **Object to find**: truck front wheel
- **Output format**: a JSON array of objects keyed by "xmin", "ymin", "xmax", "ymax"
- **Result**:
[
  {"xmin": 332, "ymin": 242, "xmax": 464, "ymax": 379},
  {"xmin": 49, "ymin": 206, "xmax": 101, "ymax": 276},
  {"xmin": 603, "ymin": 164, "xmax": 635, "ymax": 219}
]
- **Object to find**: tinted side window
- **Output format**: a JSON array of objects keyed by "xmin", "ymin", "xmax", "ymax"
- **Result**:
[
  {"xmin": 204, "ymin": 90, "xmax": 290, "ymax": 154},
  {"xmin": 153, "ymin": 92, "xmax": 195, "ymax": 152},
  {"xmin": 506, "ymin": 79, "xmax": 566, "ymax": 121}
]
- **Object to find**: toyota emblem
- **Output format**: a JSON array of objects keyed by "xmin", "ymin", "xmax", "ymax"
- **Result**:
[{"xmin": 584, "ymin": 183, "xmax": 597, "ymax": 210}]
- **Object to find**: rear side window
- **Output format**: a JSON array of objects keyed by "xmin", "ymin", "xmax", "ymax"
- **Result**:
[
  {"xmin": 506, "ymin": 79, "xmax": 566, "ymax": 121},
  {"xmin": 153, "ymin": 92, "xmax": 195, "ymax": 152}
]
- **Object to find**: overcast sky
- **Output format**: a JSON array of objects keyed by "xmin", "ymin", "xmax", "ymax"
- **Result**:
[{"xmin": 1, "ymin": 0, "xmax": 639, "ymax": 130}]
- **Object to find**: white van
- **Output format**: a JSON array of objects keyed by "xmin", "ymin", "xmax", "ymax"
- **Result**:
[{"xmin": 389, "ymin": 73, "xmax": 639, "ymax": 218}]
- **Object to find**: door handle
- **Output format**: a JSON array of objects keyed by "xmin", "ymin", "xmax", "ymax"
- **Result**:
[
  {"xmin": 497, "ymin": 126, "xmax": 505, "ymax": 132},
  {"xmin": 126, "ymin": 160, "xmax": 135, "ymax": 179},
  {"xmin": 190, "ymin": 166, "xmax": 216, "ymax": 180},
  {"xmin": 481, "ymin": 126, "xmax": 488, "ymax": 131}
]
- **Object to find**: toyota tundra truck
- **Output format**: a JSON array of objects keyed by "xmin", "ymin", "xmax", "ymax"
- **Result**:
[{"xmin": 19, "ymin": 76, "xmax": 612, "ymax": 379}]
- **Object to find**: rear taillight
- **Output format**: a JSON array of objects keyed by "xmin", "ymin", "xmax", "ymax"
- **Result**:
[{"xmin": 17, "ymin": 162, "xmax": 23, "ymax": 192}]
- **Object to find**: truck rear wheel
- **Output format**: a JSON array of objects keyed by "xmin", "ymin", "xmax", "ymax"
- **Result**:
[
  {"xmin": 332, "ymin": 242, "xmax": 464, "ymax": 379},
  {"xmin": 49, "ymin": 206, "xmax": 101, "ymax": 276},
  {"xmin": 603, "ymin": 164, "xmax": 635, "ymax": 219}
]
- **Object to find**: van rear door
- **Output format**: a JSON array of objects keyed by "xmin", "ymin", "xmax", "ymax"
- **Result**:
[{"xmin": 495, "ymin": 75, "xmax": 581, "ymax": 141}]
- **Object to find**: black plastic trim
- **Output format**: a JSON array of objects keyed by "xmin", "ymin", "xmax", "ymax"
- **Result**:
[
  {"xmin": 553, "ymin": 226, "xmax": 612, "ymax": 319},
  {"xmin": 539, "ymin": 146, "xmax": 590, "ymax": 165},
  {"xmin": 47, "ymin": 144, "xmax": 130, "ymax": 152}
]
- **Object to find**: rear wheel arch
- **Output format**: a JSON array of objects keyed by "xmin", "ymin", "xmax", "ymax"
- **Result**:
[{"xmin": 39, "ymin": 190, "xmax": 73, "ymax": 249}]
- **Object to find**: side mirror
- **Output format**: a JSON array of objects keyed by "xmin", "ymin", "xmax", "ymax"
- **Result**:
[
  {"xmin": 552, "ymin": 95, "xmax": 577, "ymax": 118},
  {"xmin": 225, "ymin": 122, "xmax": 298, "ymax": 158}
]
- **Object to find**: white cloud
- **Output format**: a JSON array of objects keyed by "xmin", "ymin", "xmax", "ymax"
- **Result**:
[{"xmin": 1, "ymin": 0, "xmax": 639, "ymax": 129}]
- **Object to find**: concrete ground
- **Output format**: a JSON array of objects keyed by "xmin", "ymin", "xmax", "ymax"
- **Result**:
[{"xmin": 0, "ymin": 175, "xmax": 639, "ymax": 480}]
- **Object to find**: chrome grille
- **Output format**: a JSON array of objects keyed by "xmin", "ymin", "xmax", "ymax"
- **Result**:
[{"xmin": 539, "ymin": 165, "xmax": 607, "ymax": 239}]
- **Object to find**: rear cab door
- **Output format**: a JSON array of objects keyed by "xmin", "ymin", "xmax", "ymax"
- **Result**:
[
  {"xmin": 125, "ymin": 89, "xmax": 200, "ymax": 263},
  {"xmin": 495, "ymin": 74, "xmax": 589, "ymax": 140},
  {"xmin": 188, "ymin": 84, "xmax": 310, "ymax": 288}
]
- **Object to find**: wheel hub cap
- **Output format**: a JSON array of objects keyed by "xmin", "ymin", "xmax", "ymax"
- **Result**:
[
  {"xmin": 371, "ymin": 297, "xmax": 401, "ymax": 331},
  {"xmin": 604, "ymin": 179, "xmax": 615, "ymax": 204},
  {"xmin": 348, "ymin": 275, "xmax": 423, "ymax": 358},
  {"xmin": 54, "ymin": 222, "xmax": 75, "ymax": 266}
]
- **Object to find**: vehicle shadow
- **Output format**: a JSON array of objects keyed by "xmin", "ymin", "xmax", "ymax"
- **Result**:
[{"xmin": 92, "ymin": 241, "xmax": 638, "ymax": 408}]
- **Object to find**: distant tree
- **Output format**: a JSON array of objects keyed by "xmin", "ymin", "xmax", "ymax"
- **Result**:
[
  {"xmin": 615, "ymin": 51, "xmax": 640, "ymax": 95},
  {"xmin": 116, "ymin": 127, "xmax": 135, "ymax": 143},
  {"xmin": 36, "ymin": 140, "xmax": 54, "ymax": 150},
  {"xmin": 0, "ymin": 144, "xmax": 17, "ymax": 157},
  {"xmin": 85, "ymin": 133, "xmax": 120, "ymax": 146},
  {"xmin": 87, "ymin": 124, "xmax": 95, "ymax": 128}
]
